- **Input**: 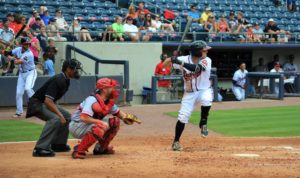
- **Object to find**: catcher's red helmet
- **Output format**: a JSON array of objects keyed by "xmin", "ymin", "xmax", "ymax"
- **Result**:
[{"xmin": 96, "ymin": 78, "xmax": 118, "ymax": 90}]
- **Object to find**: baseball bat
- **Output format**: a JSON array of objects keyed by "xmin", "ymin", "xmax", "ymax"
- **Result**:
[{"xmin": 176, "ymin": 16, "xmax": 193, "ymax": 53}]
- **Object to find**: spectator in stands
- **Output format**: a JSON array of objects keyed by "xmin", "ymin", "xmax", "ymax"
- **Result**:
[
  {"xmin": 287, "ymin": 0, "xmax": 297, "ymax": 12},
  {"xmin": 236, "ymin": 11, "xmax": 248, "ymax": 26},
  {"xmin": 26, "ymin": 29, "xmax": 41, "ymax": 64},
  {"xmin": 47, "ymin": 18, "xmax": 67, "ymax": 41},
  {"xmin": 43, "ymin": 52, "xmax": 55, "ymax": 77},
  {"xmin": 0, "ymin": 44, "xmax": 7, "ymax": 69},
  {"xmin": 283, "ymin": 54, "xmax": 298, "ymax": 80},
  {"xmin": 252, "ymin": 23, "xmax": 265, "ymax": 42},
  {"xmin": 30, "ymin": 17, "xmax": 44, "ymax": 32},
  {"xmin": 253, "ymin": 57, "xmax": 268, "ymax": 72},
  {"xmin": 27, "ymin": 10, "xmax": 43, "ymax": 28},
  {"xmin": 155, "ymin": 53, "xmax": 171, "ymax": 89},
  {"xmin": 123, "ymin": 16, "xmax": 140, "ymax": 42},
  {"xmin": 270, "ymin": 62, "xmax": 284, "ymax": 94},
  {"xmin": 112, "ymin": 16, "xmax": 124, "ymax": 42},
  {"xmin": 217, "ymin": 14, "xmax": 231, "ymax": 33},
  {"xmin": 136, "ymin": 2, "xmax": 150, "ymax": 16},
  {"xmin": 45, "ymin": 39, "xmax": 58, "ymax": 63},
  {"xmin": 164, "ymin": 9, "xmax": 179, "ymax": 21},
  {"xmin": 145, "ymin": 14, "xmax": 156, "ymax": 32},
  {"xmin": 126, "ymin": 5, "xmax": 138, "ymax": 22},
  {"xmin": 54, "ymin": 9, "xmax": 69, "ymax": 31},
  {"xmin": 228, "ymin": 11, "xmax": 237, "ymax": 29},
  {"xmin": 200, "ymin": 7, "xmax": 213, "ymax": 24},
  {"xmin": 187, "ymin": 4, "xmax": 200, "ymax": 22},
  {"xmin": 232, "ymin": 62, "xmax": 248, "ymax": 101},
  {"xmin": 6, "ymin": 13, "xmax": 14, "ymax": 25},
  {"xmin": 264, "ymin": 19, "xmax": 290, "ymax": 43},
  {"xmin": 102, "ymin": 26, "xmax": 114, "ymax": 42},
  {"xmin": 152, "ymin": 15, "xmax": 174, "ymax": 32},
  {"xmin": 268, "ymin": 54, "xmax": 280, "ymax": 71},
  {"xmin": 69, "ymin": 17, "xmax": 93, "ymax": 41},
  {"xmin": 204, "ymin": 15, "xmax": 218, "ymax": 42},
  {"xmin": 40, "ymin": 6, "xmax": 51, "ymax": 26},
  {"xmin": 37, "ymin": 26, "xmax": 48, "ymax": 53},
  {"xmin": 10, "ymin": 15, "xmax": 28, "ymax": 34},
  {"xmin": 136, "ymin": 11, "xmax": 146, "ymax": 30},
  {"xmin": 0, "ymin": 19, "xmax": 15, "ymax": 45},
  {"xmin": 232, "ymin": 19, "xmax": 246, "ymax": 42},
  {"xmin": 245, "ymin": 24, "xmax": 261, "ymax": 43}
]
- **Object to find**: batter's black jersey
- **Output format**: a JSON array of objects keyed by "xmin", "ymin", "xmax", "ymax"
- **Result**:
[{"xmin": 32, "ymin": 73, "xmax": 70, "ymax": 103}]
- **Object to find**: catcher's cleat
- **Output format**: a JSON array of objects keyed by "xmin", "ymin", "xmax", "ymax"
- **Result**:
[
  {"xmin": 72, "ymin": 145, "xmax": 86, "ymax": 159},
  {"xmin": 201, "ymin": 125, "xmax": 208, "ymax": 138},
  {"xmin": 172, "ymin": 141, "xmax": 182, "ymax": 151},
  {"xmin": 93, "ymin": 143, "xmax": 115, "ymax": 155}
]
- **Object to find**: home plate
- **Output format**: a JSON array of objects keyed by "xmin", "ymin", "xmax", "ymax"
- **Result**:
[{"xmin": 233, "ymin": 153, "xmax": 260, "ymax": 157}]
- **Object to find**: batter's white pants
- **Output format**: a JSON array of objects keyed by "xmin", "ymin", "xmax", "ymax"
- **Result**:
[
  {"xmin": 178, "ymin": 88, "xmax": 213, "ymax": 124},
  {"xmin": 16, "ymin": 69, "xmax": 37, "ymax": 115},
  {"xmin": 232, "ymin": 86, "xmax": 245, "ymax": 101}
]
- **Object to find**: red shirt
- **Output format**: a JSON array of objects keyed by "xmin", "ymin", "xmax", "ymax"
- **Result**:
[
  {"xmin": 136, "ymin": 8, "xmax": 150, "ymax": 15},
  {"xmin": 164, "ymin": 9, "xmax": 176, "ymax": 20},
  {"xmin": 155, "ymin": 62, "xmax": 171, "ymax": 87}
]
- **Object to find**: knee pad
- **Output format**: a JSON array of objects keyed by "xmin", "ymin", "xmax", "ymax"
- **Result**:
[
  {"xmin": 91, "ymin": 122, "xmax": 108, "ymax": 140},
  {"xmin": 108, "ymin": 117, "xmax": 120, "ymax": 129}
]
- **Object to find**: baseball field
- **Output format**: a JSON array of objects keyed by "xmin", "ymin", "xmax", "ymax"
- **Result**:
[{"xmin": 0, "ymin": 98, "xmax": 300, "ymax": 177}]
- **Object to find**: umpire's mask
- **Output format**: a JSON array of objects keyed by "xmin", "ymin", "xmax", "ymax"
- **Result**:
[{"xmin": 63, "ymin": 59, "xmax": 83, "ymax": 79}]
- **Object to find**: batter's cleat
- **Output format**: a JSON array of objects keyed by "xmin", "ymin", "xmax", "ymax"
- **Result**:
[
  {"xmin": 93, "ymin": 143, "xmax": 115, "ymax": 155},
  {"xmin": 172, "ymin": 141, "xmax": 182, "ymax": 151},
  {"xmin": 51, "ymin": 144, "xmax": 71, "ymax": 152},
  {"xmin": 201, "ymin": 125, "xmax": 208, "ymax": 138},
  {"xmin": 12, "ymin": 113, "xmax": 22, "ymax": 118},
  {"xmin": 33, "ymin": 148, "xmax": 55, "ymax": 157},
  {"xmin": 72, "ymin": 145, "xmax": 86, "ymax": 159}
]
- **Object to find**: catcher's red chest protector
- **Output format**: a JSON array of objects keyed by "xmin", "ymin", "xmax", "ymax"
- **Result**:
[{"xmin": 92, "ymin": 94, "xmax": 115, "ymax": 120}]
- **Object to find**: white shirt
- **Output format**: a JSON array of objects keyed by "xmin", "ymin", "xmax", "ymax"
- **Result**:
[
  {"xmin": 124, "ymin": 23, "xmax": 138, "ymax": 37},
  {"xmin": 173, "ymin": 55, "xmax": 212, "ymax": 92},
  {"xmin": 152, "ymin": 20, "xmax": 162, "ymax": 29},
  {"xmin": 283, "ymin": 63, "xmax": 298, "ymax": 79},
  {"xmin": 55, "ymin": 17, "xmax": 68, "ymax": 30},
  {"xmin": 233, "ymin": 69, "xmax": 248, "ymax": 87},
  {"xmin": 12, "ymin": 47, "xmax": 35, "ymax": 73}
]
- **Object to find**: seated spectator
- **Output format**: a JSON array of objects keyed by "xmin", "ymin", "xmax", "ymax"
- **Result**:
[
  {"xmin": 124, "ymin": 16, "xmax": 150, "ymax": 42},
  {"xmin": 236, "ymin": 11, "xmax": 248, "ymax": 26},
  {"xmin": 155, "ymin": 53, "xmax": 171, "ymax": 89},
  {"xmin": 245, "ymin": 24, "xmax": 261, "ymax": 43},
  {"xmin": 204, "ymin": 15, "xmax": 218, "ymax": 41},
  {"xmin": 27, "ymin": 10, "xmax": 43, "ymax": 27},
  {"xmin": 37, "ymin": 26, "xmax": 48, "ymax": 53},
  {"xmin": 6, "ymin": 13, "xmax": 14, "ymax": 26},
  {"xmin": 0, "ymin": 19, "xmax": 14, "ymax": 46},
  {"xmin": 43, "ymin": 52, "xmax": 55, "ymax": 76},
  {"xmin": 47, "ymin": 18, "xmax": 67, "ymax": 41},
  {"xmin": 232, "ymin": 62, "xmax": 248, "ymax": 101},
  {"xmin": 112, "ymin": 16, "xmax": 125, "ymax": 42},
  {"xmin": 164, "ymin": 9, "xmax": 179, "ymax": 21},
  {"xmin": 26, "ymin": 29, "xmax": 41, "ymax": 64},
  {"xmin": 136, "ymin": 11, "xmax": 146, "ymax": 30},
  {"xmin": 69, "ymin": 18, "xmax": 93, "ymax": 41},
  {"xmin": 264, "ymin": 19, "xmax": 290, "ymax": 43},
  {"xmin": 145, "ymin": 14, "xmax": 156, "ymax": 32},
  {"xmin": 287, "ymin": 0, "xmax": 297, "ymax": 12},
  {"xmin": 283, "ymin": 54, "xmax": 298, "ymax": 81},
  {"xmin": 217, "ymin": 14, "xmax": 231, "ymax": 33},
  {"xmin": 40, "ymin": 6, "xmax": 51, "ymax": 26},
  {"xmin": 152, "ymin": 15, "xmax": 174, "ymax": 32},
  {"xmin": 200, "ymin": 7, "xmax": 213, "ymax": 24},
  {"xmin": 228, "ymin": 11, "xmax": 237, "ymax": 29},
  {"xmin": 232, "ymin": 20, "xmax": 247, "ymax": 42},
  {"xmin": 30, "ymin": 17, "xmax": 44, "ymax": 32},
  {"xmin": 252, "ymin": 23, "xmax": 265, "ymax": 41},
  {"xmin": 54, "ymin": 9, "xmax": 69, "ymax": 31},
  {"xmin": 101, "ymin": 26, "xmax": 114, "ymax": 42},
  {"xmin": 126, "ymin": 5, "xmax": 138, "ymax": 21},
  {"xmin": 10, "ymin": 15, "xmax": 28, "ymax": 34},
  {"xmin": 136, "ymin": 2, "xmax": 150, "ymax": 16},
  {"xmin": 253, "ymin": 57, "xmax": 268, "ymax": 72},
  {"xmin": 187, "ymin": 4, "xmax": 200, "ymax": 22}
]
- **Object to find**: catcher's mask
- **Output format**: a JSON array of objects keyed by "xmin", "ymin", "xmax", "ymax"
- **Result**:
[
  {"xmin": 96, "ymin": 78, "xmax": 120, "ymax": 99},
  {"xmin": 62, "ymin": 59, "xmax": 83, "ymax": 79}
]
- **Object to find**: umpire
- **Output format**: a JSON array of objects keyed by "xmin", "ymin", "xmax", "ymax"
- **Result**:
[{"xmin": 26, "ymin": 59, "xmax": 82, "ymax": 157}]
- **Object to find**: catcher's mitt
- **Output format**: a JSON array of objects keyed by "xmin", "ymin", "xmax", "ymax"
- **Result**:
[{"xmin": 122, "ymin": 113, "xmax": 141, "ymax": 125}]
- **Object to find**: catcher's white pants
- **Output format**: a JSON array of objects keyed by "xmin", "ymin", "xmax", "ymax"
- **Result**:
[
  {"xmin": 16, "ymin": 69, "xmax": 37, "ymax": 115},
  {"xmin": 232, "ymin": 86, "xmax": 245, "ymax": 101},
  {"xmin": 178, "ymin": 88, "xmax": 213, "ymax": 124}
]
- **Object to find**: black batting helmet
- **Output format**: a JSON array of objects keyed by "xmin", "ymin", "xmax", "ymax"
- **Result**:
[
  {"xmin": 20, "ymin": 37, "xmax": 31, "ymax": 45},
  {"xmin": 190, "ymin": 40, "xmax": 211, "ymax": 57}
]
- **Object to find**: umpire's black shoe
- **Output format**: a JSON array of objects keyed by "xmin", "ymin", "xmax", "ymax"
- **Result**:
[
  {"xmin": 32, "ymin": 148, "xmax": 55, "ymax": 157},
  {"xmin": 51, "ymin": 144, "xmax": 71, "ymax": 152}
]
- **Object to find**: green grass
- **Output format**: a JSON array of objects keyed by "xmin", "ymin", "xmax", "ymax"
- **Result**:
[
  {"xmin": 0, "ymin": 120, "xmax": 44, "ymax": 142},
  {"xmin": 166, "ymin": 105, "xmax": 300, "ymax": 137}
]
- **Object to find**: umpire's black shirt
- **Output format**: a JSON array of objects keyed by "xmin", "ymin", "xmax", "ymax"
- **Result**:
[{"xmin": 32, "ymin": 73, "xmax": 70, "ymax": 103}]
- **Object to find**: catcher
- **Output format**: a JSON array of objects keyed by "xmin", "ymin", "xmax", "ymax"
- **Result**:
[{"xmin": 69, "ymin": 78, "xmax": 141, "ymax": 159}]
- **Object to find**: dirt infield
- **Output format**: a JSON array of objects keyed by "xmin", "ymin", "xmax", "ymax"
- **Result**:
[{"xmin": 0, "ymin": 98, "xmax": 300, "ymax": 178}]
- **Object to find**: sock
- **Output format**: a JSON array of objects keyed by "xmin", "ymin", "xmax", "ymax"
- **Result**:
[
  {"xmin": 174, "ymin": 120, "xmax": 185, "ymax": 142},
  {"xmin": 199, "ymin": 106, "xmax": 211, "ymax": 128}
]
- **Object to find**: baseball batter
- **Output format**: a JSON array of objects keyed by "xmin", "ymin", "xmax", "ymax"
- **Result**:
[
  {"xmin": 164, "ymin": 41, "xmax": 213, "ymax": 151},
  {"xmin": 69, "ymin": 78, "xmax": 141, "ymax": 159},
  {"xmin": 8, "ymin": 37, "xmax": 37, "ymax": 117},
  {"xmin": 232, "ymin": 62, "xmax": 248, "ymax": 101}
]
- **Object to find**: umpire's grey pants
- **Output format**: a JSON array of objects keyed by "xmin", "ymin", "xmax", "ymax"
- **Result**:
[{"xmin": 35, "ymin": 104, "xmax": 70, "ymax": 150}]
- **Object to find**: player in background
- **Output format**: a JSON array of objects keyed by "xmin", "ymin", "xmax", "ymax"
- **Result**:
[
  {"xmin": 7, "ymin": 37, "xmax": 37, "ymax": 118},
  {"xmin": 163, "ymin": 40, "xmax": 213, "ymax": 151},
  {"xmin": 232, "ymin": 62, "xmax": 248, "ymax": 101}
]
